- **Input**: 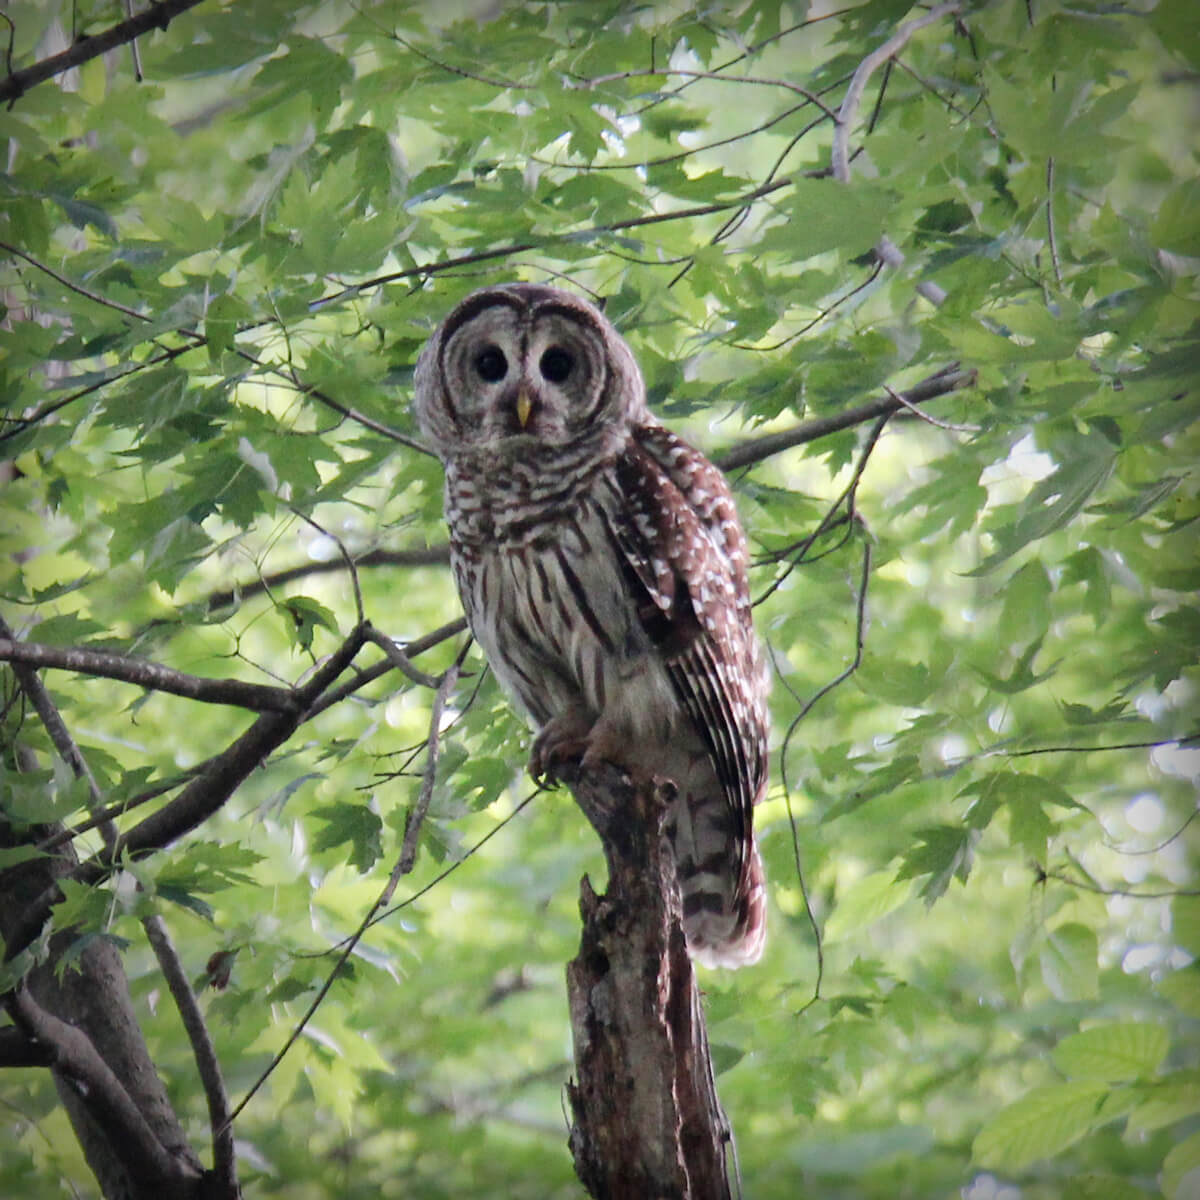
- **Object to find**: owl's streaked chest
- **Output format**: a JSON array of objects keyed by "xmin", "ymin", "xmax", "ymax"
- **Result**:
[{"xmin": 444, "ymin": 460, "xmax": 678, "ymax": 740}]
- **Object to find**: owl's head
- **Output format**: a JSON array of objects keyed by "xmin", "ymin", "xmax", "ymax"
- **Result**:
[{"xmin": 413, "ymin": 283, "xmax": 647, "ymax": 459}]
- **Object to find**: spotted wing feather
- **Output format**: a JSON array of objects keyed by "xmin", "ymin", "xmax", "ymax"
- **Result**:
[{"xmin": 610, "ymin": 423, "xmax": 768, "ymax": 867}]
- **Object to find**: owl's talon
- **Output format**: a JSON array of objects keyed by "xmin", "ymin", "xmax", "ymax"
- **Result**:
[{"xmin": 528, "ymin": 732, "xmax": 587, "ymax": 788}]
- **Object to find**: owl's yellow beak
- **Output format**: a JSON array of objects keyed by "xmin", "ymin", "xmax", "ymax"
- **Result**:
[{"xmin": 515, "ymin": 387, "xmax": 533, "ymax": 428}]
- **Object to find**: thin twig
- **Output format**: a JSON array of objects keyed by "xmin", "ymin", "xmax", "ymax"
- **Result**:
[
  {"xmin": 531, "ymin": 99, "xmax": 815, "ymax": 172},
  {"xmin": 303, "ymin": 617, "xmax": 468, "ymax": 720},
  {"xmin": 0, "ymin": 240, "xmax": 148, "ymax": 321},
  {"xmin": 716, "ymin": 364, "xmax": 974, "ymax": 472},
  {"xmin": 1043, "ymin": 869, "xmax": 1200, "ymax": 900},
  {"xmin": 399, "ymin": 652, "xmax": 466, "ymax": 873},
  {"xmin": 203, "ymin": 545, "xmax": 450, "ymax": 613},
  {"xmin": 363, "ymin": 623, "xmax": 442, "ymax": 690},
  {"xmin": 997, "ymin": 733, "xmax": 1199, "ymax": 759},
  {"xmin": 1045, "ymin": 156, "xmax": 1063, "ymax": 287},
  {"xmin": 571, "ymin": 67, "xmax": 841, "ymax": 123},
  {"xmin": 0, "ymin": 13, "xmax": 14, "ymax": 80},
  {"xmin": 832, "ymin": 2, "xmax": 960, "ymax": 183},
  {"xmin": 285, "ymin": 508, "xmax": 364, "ymax": 626},
  {"xmin": 0, "ymin": 238, "xmax": 424, "ymax": 454},
  {"xmin": 34, "ymin": 764, "xmax": 213, "ymax": 853},
  {"xmin": 779, "ymin": 534, "xmax": 873, "ymax": 789},
  {"xmin": 0, "ymin": 341, "xmax": 198, "ymax": 445},
  {"xmin": 728, "ymin": 255, "xmax": 882, "ymax": 351},
  {"xmin": 123, "ymin": 0, "xmax": 144, "ymax": 82},
  {"xmin": 222, "ymin": 642, "xmax": 468, "ymax": 1134},
  {"xmin": 1106, "ymin": 809, "xmax": 1199, "ymax": 857},
  {"xmin": 391, "ymin": 33, "xmax": 529, "ymax": 89},
  {"xmin": 788, "ymin": 783, "xmax": 825, "ymax": 1018},
  {"xmin": 831, "ymin": 2, "xmax": 959, "ymax": 307},
  {"xmin": 313, "ymin": 788, "xmax": 539, "ymax": 953},
  {"xmin": 235, "ymin": 348, "xmax": 430, "ymax": 453},
  {"xmin": 0, "ymin": 0, "xmax": 206, "ymax": 105},
  {"xmin": 882, "ymin": 383, "xmax": 980, "ymax": 433},
  {"xmin": 313, "ymin": 177, "xmax": 793, "ymax": 307}
]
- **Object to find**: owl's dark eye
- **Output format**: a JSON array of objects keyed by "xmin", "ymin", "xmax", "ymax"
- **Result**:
[
  {"xmin": 539, "ymin": 346, "xmax": 574, "ymax": 384},
  {"xmin": 475, "ymin": 345, "xmax": 508, "ymax": 382}
]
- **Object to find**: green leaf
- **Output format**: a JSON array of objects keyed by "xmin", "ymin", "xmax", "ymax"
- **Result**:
[
  {"xmin": 854, "ymin": 655, "xmax": 936, "ymax": 706},
  {"xmin": 204, "ymin": 293, "xmax": 247, "ymax": 364},
  {"xmin": 973, "ymin": 1081, "xmax": 1111, "ymax": 1170},
  {"xmin": 1158, "ymin": 965, "xmax": 1200, "ymax": 1017},
  {"xmin": 1151, "ymin": 179, "xmax": 1200, "ymax": 256},
  {"xmin": 971, "ymin": 437, "xmax": 1117, "ymax": 574},
  {"xmin": 1040, "ymin": 923, "xmax": 1099, "ymax": 1003},
  {"xmin": 971, "ymin": 636, "xmax": 1058, "ymax": 695},
  {"xmin": 1064, "ymin": 1174, "xmax": 1153, "ymax": 1200},
  {"xmin": 1052, "ymin": 1023, "xmax": 1170, "ymax": 1081},
  {"xmin": 826, "ymin": 869, "xmax": 912, "ymax": 939},
  {"xmin": 762, "ymin": 178, "xmax": 896, "ymax": 261},
  {"xmin": 1125, "ymin": 1072, "xmax": 1200, "ymax": 1137},
  {"xmin": 310, "ymin": 803, "xmax": 383, "ymax": 873},
  {"xmin": 709, "ymin": 1042, "xmax": 746, "ymax": 1075},
  {"xmin": 1163, "ymin": 1129, "xmax": 1200, "ymax": 1200},
  {"xmin": 895, "ymin": 826, "xmax": 979, "ymax": 904},
  {"xmin": 280, "ymin": 595, "xmax": 340, "ymax": 653},
  {"xmin": 823, "ymin": 754, "xmax": 922, "ymax": 821},
  {"xmin": 1172, "ymin": 896, "xmax": 1200, "ymax": 956}
]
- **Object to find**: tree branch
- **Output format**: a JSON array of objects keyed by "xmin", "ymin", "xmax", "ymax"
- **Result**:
[
  {"xmin": 832, "ymin": 1, "xmax": 961, "ymax": 183},
  {"xmin": 0, "ymin": 636, "xmax": 298, "ymax": 712},
  {"xmin": 715, "ymin": 363, "xmax": 975, "ymax": 472},
  {"xmin": 562, "ymin": 763, "xmax": 732, "ymax": 1199},
  {"xmin": 4, "ymin": 625, "xmax": 367, "ymax": 962},
  {"xmin": 302, "ymin": 617, "xmax": 468, "ymax": 720},
  {"xmin": 0, "ymin": 617, "xmax": 238, "ymax": 1196},
  {"xmin": 7, "ymin": 985, "xmax": 204, "ymax": 1190},
  {"xmin": 81, "ymin": 627, "xmax": 366, "ymax": 877},
  {"xmin": 0, "ymin": 0, "xmax": 207, "ymax": 105},
  {"xmin": 0, "ymin": 1024, "xmax": 54, "ymax": 1068},
  {"xmin": 140, "ymin": 915, "xmax": 237, "ymax": 1193}
]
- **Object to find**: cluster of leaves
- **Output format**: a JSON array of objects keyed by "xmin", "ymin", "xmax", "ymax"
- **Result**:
[{"xmin": 1, "ymin": 1, "xmax": 1197, "ymax": 1197}]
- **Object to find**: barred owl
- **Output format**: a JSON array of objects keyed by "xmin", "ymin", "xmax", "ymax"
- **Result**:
[{"xmin": 413, "ymin": 283, "xmax": 768, "ymax": 967}]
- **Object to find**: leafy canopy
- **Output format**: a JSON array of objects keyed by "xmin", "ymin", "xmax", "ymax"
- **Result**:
[{"xmin": 1, "ymin": 1, "xmax": 1198, "ymax": 1197}]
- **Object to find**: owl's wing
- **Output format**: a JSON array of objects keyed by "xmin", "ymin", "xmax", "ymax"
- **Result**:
[{"xmin": 609, "ymin": 423, "xmax": 767, "ymax": 830}]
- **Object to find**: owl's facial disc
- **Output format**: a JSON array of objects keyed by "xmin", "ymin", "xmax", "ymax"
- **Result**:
[{"xmin": 440, "ymin": 301, "xmax": 613, "ymax": 445}]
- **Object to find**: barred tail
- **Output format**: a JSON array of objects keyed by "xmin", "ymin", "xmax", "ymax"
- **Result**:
[{"xmin": 673, "ymin": 792, "xmax": 767, "ymax": 968}]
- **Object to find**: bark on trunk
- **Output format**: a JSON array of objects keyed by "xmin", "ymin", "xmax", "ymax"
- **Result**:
[
  {"xmin": 1, "ymin": 812, "xmax": 213, "ymax": 1199},
  {"xmin": 563, "ymin": 764, "xmax": 733, "ymax": 1200}
]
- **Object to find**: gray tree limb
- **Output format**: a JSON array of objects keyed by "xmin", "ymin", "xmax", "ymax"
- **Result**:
[{"xmin": 0, "ymin": 637, "xmax": 298, "ymax": 712}]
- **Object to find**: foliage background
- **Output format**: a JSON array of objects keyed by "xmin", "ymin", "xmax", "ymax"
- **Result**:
[{"xmin": 1, "ymin": 0, "xmax": 1198, "ymax": 1196}]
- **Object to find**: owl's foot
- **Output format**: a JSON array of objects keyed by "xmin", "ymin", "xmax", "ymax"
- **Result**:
[
  {"xmin": 529, "ymin": 712, "xmax": 631, "ymax": 788},
  {"xmin": 529, "ymin": 711, "xmax": 592, "ymax": 788}
]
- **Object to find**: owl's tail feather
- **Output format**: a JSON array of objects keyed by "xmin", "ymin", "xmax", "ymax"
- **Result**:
[{"xmin": 677, "ymin": 833, "xmax": 767, "ymax": 970}]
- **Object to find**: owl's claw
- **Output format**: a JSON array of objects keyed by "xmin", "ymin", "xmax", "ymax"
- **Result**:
[
  {"xmin": 528, "ymin": 725, "xmax": 589, "ymax": 788},
  {"xmin": 529, "ymin": 713, "xmax": 633, "ymax": 788}
]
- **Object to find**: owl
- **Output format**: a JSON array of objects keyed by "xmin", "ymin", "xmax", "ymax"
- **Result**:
[{"xmin": 413, "ymin": 283, "xmax": 768, "ymax": 968}]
